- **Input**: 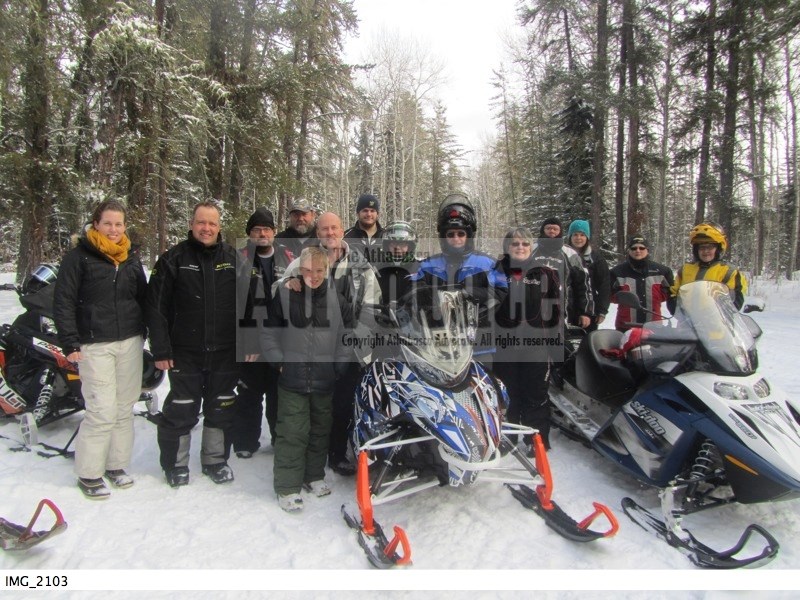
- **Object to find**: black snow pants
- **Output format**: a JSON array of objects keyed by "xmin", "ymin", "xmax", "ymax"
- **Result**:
[
  {"xmin": 328, "ymin": 362, "xmax": 362, "ymax": 463},
  {"xmin": 227, "ymin": 361, "xmax": 279, "ymax": 454},
  {"xmin": 494, "ymin": 360, "xmax": 551, "ymax": 448},
  {"xmin": 157, "ymin": 349, "xmax": 239, "ymax": 471}
]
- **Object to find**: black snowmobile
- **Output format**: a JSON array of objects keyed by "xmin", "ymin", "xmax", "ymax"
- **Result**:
[{"xmin": 0, "ymin": 264, "xmax": 163, "ymax": 456}]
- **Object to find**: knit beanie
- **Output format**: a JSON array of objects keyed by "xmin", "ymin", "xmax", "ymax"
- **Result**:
[
  {"xmin": 246, "ymin": 207, "xmax": 275, "ymax": 233},
  {"xmin": 356, "ymin": 194, "xmax": 380, "ymax": 213},
  {"xmin": 567, "ymin": 219, "xmax": 591, "ymax": 239},
  {"xmin": 539, "ymin": 217, "xmax": 563, "ymax": 237}
]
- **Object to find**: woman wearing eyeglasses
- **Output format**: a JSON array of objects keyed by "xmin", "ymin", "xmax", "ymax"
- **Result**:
[
  {"xmin": 610, "ymin": 235, "xmax": 675, "ymax": 332},
  {"xmin": 494, "ymin": 223, "xmax": 592, "ymax": 451}
]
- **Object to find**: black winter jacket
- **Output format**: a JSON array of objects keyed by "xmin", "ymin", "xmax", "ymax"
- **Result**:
[
  {"xmin": 261, "ymin": 279, "xmax": 351, "ymax": 394},
  {"xmin": 146, "ymin": 233, "xmax": 238, "ymax": 360},
  {"xmin": 375, "ymin": 259, "xmax": 419, "ymax": 304},
  {"xmin": 344, "ymin": 222, "xmax": 384, "ymax": 263},
  {"xmin": 236, "ymin": 242, "xmax": 294, "ymax": 358},
  {"xmin": 494, "ymin": 255, "xmax": 565, "ymax": 363},
  {"xmin": 54, "ymin": 236, "xmax": 147, "ymax": 354},
  {"xmin": 574, "ymin": 245, "xmax": 611, "ymax": 318},
  {"xmin": 274, "ymin": 227, "xmax": 317, "ymax": 261}
]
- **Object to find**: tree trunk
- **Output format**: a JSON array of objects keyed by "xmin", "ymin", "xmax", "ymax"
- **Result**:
[
  {"xmin": 17, "ymin": 0, "xmax": 51, "ymax": 284},
  {"xmin": 786, "ymin": 40, "xmax": 799, "ymax": 280},
  {"xmin": 656, "ymin": 4, "xmax": 674, "ymax": 260},
  {"xmin": 614, "ymin": 4, "xmax": 628, "ymax": 255},
  {"xmin": 227, "ymin": 0, "xmax": 258, "ymax": 212},
  {"xmin": 745, "ymin": 47, "xmax": 766, "ymax": 276},
  {"xmin": 205, "ymin": 0, "xmax": 227, "ymax": 201},
  {"xmin": 718, "ymin": 0, "xmax": 744, "ymax": 237},
  {"xmin": 154, "ymin": 0, "xmax": 175, "ymax": 258},
  {"xmin": 695, "ymin": 0, "xmax": 717, "ymax": 224},
  {"xmin": 624, "ymin": 0, "xmax": 647, "ymax": 239},
  {"xmin": 590, "ymin": 0, "xmax": 608, "ymax": 249}
]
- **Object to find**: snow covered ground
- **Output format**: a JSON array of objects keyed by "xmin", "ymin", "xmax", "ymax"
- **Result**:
[{"xmin": 1, "ymin": 271, "xmax": 799, "ymax": 596}]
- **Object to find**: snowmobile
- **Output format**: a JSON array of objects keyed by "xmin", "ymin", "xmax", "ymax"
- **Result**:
[
  {"xmin": 341, "ymin": 287, "xmax": 618, "ymax": 568},
  {"xmin": 549, "ymin": 280, "xmax": 800, "ymax": 568},
  {"xmin": 0, "ymin": 264, "xmax": 163, "ymax": 456}
]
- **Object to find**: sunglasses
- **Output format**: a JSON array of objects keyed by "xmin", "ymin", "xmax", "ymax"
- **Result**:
[
  {"xmin": 510, "ymin": 241, "xmax": 531, "ymax": 248},
  {"xmin": 446, "ymin": 230, "xmax": 467, "ymax": 238},
  {"xmin": 629, "ymin": 246, "xmax": 647, "ymax": 251}
]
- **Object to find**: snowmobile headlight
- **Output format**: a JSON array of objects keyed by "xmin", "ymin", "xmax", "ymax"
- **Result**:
[
  {"xmin": 753, "ymin": 378, "xmax": 770, "ymax": 398},
  {"xmin": 714, "ymin": 381, "xmax": 750, "ymax": 400}
]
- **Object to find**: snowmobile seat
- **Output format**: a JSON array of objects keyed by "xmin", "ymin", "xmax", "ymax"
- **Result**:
[{"xmin": 575, "ymin": 330, "xmax": 637, "ymax": 407}]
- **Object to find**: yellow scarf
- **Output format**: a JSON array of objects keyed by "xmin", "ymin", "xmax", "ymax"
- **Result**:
[{"xmin": 86, "ymin": 227, "xmax": 131, "ymax": 266}]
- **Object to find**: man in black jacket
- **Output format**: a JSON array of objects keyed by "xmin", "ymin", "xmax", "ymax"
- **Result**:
[
  {"xmin": 344, "ymin": 193, "xmax": 384, "ymax": 262},
  {"xmin": 146, "ymin": 201, "xmax": 239, "ymax": 487},
  {"xmin": 228, "ymin": 207, "xmax": 292, "ymax": 459}
]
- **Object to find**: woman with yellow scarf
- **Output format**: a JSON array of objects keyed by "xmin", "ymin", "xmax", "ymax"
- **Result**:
[{"xmin": 54, "ymin": 200, "xmax": 147, "ymax": 499}]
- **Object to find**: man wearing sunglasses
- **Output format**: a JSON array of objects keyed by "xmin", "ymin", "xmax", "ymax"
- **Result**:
[
  {"xmin": 411, "ymin": 193, "xmax": 508, "ymax": 364},
  {"xmin": 610, "ymin": 235, "xmax": 675, "ymax": 331}
]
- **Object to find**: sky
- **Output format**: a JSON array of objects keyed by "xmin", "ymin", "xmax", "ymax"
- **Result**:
[{"xmin": 343, "ymin": 0, "xmax": 522, "ymax": 156}]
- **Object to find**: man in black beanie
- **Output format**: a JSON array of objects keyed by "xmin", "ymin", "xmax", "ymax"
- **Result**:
[
  {"xmin": 539, "ymin": 217, "xmax": 563, "ymax": 239},
  {"xmin": 229, "ymin": 207, "xmax": 293, "ymax": 459},
  {"xmin": 344, "ymin": 193, "xmax": 384, "ymax": 262}
]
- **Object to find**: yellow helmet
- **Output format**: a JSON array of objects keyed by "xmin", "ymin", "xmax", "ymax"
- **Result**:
[{"xmin": 689, "ymin": 222, "xmax": 727, "ymax": 254}]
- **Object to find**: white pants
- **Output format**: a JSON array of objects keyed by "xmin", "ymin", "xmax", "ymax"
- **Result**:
[{"xmin": 74, "ymin": 336, "xmax": 144, "ymax": 479}]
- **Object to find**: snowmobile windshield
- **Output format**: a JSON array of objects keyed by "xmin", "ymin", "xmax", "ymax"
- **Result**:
[
  {"xmin": 395, "ymin": 287, "xmax": 473, "ymax": 388},
  {"xmin": 655, "ymin": 280, "xmax": 758, "ymax": 375}
]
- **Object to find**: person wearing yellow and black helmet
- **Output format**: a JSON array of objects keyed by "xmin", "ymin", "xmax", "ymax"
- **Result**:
[{"xmin": 671, "ymin": 222, "xmax": 747, "ymax": 310}]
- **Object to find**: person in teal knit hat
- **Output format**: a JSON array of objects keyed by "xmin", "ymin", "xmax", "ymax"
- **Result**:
[{"xmin": 566, "ymin": 220, "xmax": 610, "ymax": 332}]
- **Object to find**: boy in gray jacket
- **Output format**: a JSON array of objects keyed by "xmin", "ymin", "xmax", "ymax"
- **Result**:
[{"xmin": 261, "ymin": 247, "xmax": 351, "ymax": 512}]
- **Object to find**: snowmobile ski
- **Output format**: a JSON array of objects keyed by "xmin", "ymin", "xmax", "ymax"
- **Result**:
[
  {"xmin": 341, "ymin": 451, "xmax": 411, "ymax": 569},
  {"xmin": 1, "ymin": 499, "xmax": 67, "ymax": 551},
  {"xmin": 621, "ymin": 496, "xmax": 779, "ymax": 568},
  {"xmin": 505, "ymin": 434, "xmax": 618, "ymax": 542}
]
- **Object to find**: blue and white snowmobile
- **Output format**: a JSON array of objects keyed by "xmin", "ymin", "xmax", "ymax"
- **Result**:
[
  {"xmin": 341, "ymin": 288, "xmax": 617, "ymax": 568},
  {"xmin": 550, "ymin": 280, "xmax": 800, "ymax": 568}
]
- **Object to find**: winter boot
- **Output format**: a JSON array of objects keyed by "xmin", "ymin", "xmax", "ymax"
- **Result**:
[
  {"xmin": 278, "ymin": 493, "xmax": 304, "ymax": 513},
  {"xmin": 78, "ymin": 477, "xmax": 111, "ymax": 500},
  {"xmin": 202, "ymin": 462, "xmax": 234, "ymax": 484},
  {"xmin": 303, "ymin": 480, "xmax": 332, "ymax": 497},
  {"xmin": 328, "ymin": 454, "xmax": 356, "ymax": 477},
  {"xmin": 104, "ymin": 469, "xmax": 134, "ymax": 489},
  {"xmin": 235, "ymin": 450, "xmax": 253, "ymax": 459},
  {"xmin": 165, "ymin": 466, "xmax": 190, "ymax": 488}
]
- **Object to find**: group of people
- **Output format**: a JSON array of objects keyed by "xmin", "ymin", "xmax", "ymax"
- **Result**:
[{"xmin": 51, "ymin": 191, "xmax": 746, "ymax": 512}]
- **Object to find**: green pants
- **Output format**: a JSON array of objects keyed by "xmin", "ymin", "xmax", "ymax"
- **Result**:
[{"xmin": 273, "ymin": 386, "xmax": 333, "ymax": 495}]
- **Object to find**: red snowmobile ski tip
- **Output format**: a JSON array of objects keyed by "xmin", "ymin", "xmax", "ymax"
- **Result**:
[{"xmin": 1, "ymin": 499, "xmax": 67, "ymax": 551}]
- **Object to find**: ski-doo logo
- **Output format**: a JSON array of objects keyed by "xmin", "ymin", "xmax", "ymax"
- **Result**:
[
  {"xmin": 728, "ymin": 412, "xmax": 758, "ymax": 440},
  {"xmin": 630, "ymin": 401, "xmax": 666, "ymax": 436}
]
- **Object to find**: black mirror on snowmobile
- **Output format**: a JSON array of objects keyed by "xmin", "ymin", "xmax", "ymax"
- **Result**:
[{"xmin": 616, "ymin": 291, "xmax": 642, "ymax": 309}]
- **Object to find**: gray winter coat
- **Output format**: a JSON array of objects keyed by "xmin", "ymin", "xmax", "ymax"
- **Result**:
[{"xmin": 261, "ymin": 279, "xmax": 352, "ymax": 395}]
